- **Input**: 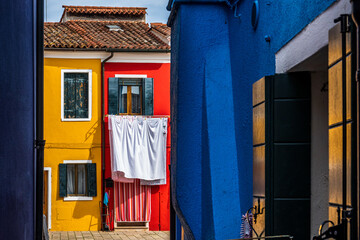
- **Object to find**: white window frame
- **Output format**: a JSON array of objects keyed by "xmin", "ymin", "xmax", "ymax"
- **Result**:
[
  {"xmin": 114, "ymin": 74, "xmax": 147, "ymax": 78},
  {"xmin": 61, "ymin": 69, "xmax": 92, "ymax": 122},
  {"xmin": 63, "ymin": 160, "xmax": 93, "ymax": 201},
  {"xmin": 44, "ymin": 167, "xmax": 52, "ymax": 229},
  {"xmin": 113, "ymin": 74, "xmax": 148, "ymax": 115}
]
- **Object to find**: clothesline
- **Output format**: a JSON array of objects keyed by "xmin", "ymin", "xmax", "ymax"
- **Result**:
[{"xmin": 105, "ymin": 114, "xmax": 170, "ymax": 118}]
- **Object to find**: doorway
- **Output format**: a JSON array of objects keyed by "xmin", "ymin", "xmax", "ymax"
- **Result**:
[{"xmin": 43, "ymin": 167, "xmax": 51, "ymax": 230}]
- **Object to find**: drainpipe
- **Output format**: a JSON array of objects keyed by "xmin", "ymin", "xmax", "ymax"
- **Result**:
[
  {"xmin": 35, "ymin": 0, "xmax": 45, "ymax": 239},
  {"xmin": 101, "ymin": 52, "xmax": 114, "ymax": 229},
  {"xmin": 351, "ymin": 0, "xmax": 360, "ymax": 237}
]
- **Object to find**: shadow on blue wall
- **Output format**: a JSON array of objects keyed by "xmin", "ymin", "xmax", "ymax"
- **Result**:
[{"xmin": 169, "ymin": 0, "xmax": 336, "ymax": 239}]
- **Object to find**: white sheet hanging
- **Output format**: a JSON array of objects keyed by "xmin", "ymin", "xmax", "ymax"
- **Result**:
[{"xmin": 109, "ymin": 115, "xmax": 167, "ymax": 185}]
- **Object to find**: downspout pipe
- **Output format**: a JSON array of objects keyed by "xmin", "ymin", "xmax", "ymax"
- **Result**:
[
  {"xmin": 35, "ymin": 0, "xmax": 45, "ymax": 239},
  {"xmin": 351, "ymin": 0, "xmax": 360, "ymax": 237},
  {"xmin": 101, "ymin": 52, "xmax": 114, "ymax": 229}
]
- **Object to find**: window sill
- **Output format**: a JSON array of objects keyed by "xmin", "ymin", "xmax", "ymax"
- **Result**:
[
  {"xmin": 64, "ymin": 196, "xmax": 93, "ymax": 201},
  {"xmin": 61, "ymin": 118, "xmax": 91, "ymax": 122}
]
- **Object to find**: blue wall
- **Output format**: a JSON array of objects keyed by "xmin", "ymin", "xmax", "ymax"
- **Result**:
[
  {"xmin": 169, "ymin": 0, "xmax": 336, "ymax": 239},
  {"xmin": 0, "ymin": 0, "xmax": 36, "ymax": 239}
]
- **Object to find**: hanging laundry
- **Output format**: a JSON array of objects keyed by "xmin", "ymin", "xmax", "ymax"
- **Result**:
[
  {"xmin": 114, "ymin": 180, "xmax": 151, "ymax": 222},
  {"xmin": 108, "ymin": 115, "xmax": 168, "ymax": 185},
  {"xmin": 103, "ymin": 192, "xmax": 109, "ymax": 206}
]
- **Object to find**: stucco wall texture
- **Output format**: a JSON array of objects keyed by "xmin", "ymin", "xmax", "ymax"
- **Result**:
[
  {"xmin": 103, "ymin": 62, "xmax": 171, "ymax": 231},
  {"xmin": 0, "ymin": 0, "xmax": 36, "ymax": 238},
  {"xmin": 169, "ymin": 0, "xmax": 336, "ymax": 239},
  {"xmin": 44, "ymin": 58, "xmax": 102, "ymax": 231}
]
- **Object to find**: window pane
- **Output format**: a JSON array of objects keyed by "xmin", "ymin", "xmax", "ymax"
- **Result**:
[
  {"xmin": 64, "ymin": 72, "xmax": 89, "ymax": 119},
  {"xmin": 119, "ymin": 85, "xmax": 127, "ymax": 113},
  {"xmin": 67, "ymin": 165, "xmax": 75, "ymax": 195},
  {"xmin": 64, "ymin": 73, "xmax": 76, "ymax": 118},
  {"xmin": 131, "ymin": 86, "xmax": 141, "ymax": 114},
  {"xmin": 75, "ymin": 73, "xmax": 89, "ymax": 119},
  {"xmin": 77, "ymin": 165, "xmax": 86, "ymax": 195}
]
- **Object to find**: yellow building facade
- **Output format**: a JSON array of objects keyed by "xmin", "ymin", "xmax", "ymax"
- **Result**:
[{"xmin": 44, "ymin": 58, "xmax": 102, "ymax": 231}]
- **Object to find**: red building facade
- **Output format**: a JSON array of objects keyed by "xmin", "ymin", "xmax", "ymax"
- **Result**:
[{"xmin": 104, "ymin": 62, "xmax": 171, "ymax": 231}]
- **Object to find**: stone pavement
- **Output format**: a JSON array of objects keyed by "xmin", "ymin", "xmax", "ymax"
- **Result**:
[{"xmin": 50, "ymin": 231, "xmax": 170, "ymax": 240}]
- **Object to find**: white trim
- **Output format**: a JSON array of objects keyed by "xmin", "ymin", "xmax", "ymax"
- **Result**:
[
  {"xmin": 44, "ymin": 51, "xmax": 171, "ymax": 63},
  {"xmin": 43, "ymin": 167, "xmax": 52, "ymax": 229},
  {"xmin": 63, "ymin": 160, "xmax": 92, "ymax": 164},
  {"xmin": 275, "ymin": 0, "xmax": 351, "ymax": 73},
  {"xmin": 114, "ymin": 74, "xmax": 148, "ymax": 78},
  {"xmin": 64, "ymin": 196, "xmax": 93, "ymax": 201},
  {"xmin": 61, "ymin": 69, "xmax": 92, "ymax": 122}
]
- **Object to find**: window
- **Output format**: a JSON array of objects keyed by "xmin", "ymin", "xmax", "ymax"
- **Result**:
[
  {"xmin": 66, "ymin": 164, "xmax": 86, "ymax": 196},
  {"xmin": 59, "ymin": 161, "xmax": 97, "ymax": 201},
  {"xmin": 61, "ymin": 69, "xmax": 92, "ymax": 121},
  {"xmin": 108, "ymin": 77, "xmax": 153, "ymax": 115}
]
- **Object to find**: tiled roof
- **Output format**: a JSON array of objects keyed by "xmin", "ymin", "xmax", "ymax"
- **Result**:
[
  {"xmin": 150, "ymin": 23, "xmax": 171, "ymax": 38},
  {"xmin": 63, "ymin": 5, "xmax": 147, "ymax": 16},
  {"xmin": 44, "ymin": 20, "xmax": 170, "ymax": 50}
]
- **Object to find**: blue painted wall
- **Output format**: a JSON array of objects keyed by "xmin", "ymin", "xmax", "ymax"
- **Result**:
[
  {"xmin": 169, "ymin": 0, "xmax": 336, "ymax": 239},
  {"xmin": 0, "ymin": 0, "xmax": 36, "ymax": 239}
]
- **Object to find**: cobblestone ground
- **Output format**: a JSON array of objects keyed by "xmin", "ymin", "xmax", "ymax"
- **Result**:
[{"xmin": 50, "ymin": 231, "xmax": 170, "ymax": 240}]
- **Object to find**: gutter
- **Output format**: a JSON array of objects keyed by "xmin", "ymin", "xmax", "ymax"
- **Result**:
[
  {"xmin": 101, "ymin": 52, "xmax": 114, "ymax": 230},
  {"xmin": 35, "ymin": 0, "xmax": 45, "ymax": 239}
]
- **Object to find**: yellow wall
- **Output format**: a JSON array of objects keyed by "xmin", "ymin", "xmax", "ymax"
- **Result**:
[{"xmin": 44, "ymin": 58, "xmax": 102, "ymax": 231}]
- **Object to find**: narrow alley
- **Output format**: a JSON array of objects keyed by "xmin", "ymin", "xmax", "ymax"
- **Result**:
[{"xmin": 50, "ymin": 231, "xmax": 170, "ymax": 240}]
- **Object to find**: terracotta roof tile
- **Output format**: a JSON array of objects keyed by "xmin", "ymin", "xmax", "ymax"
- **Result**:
[
  {"xmin": 63, "ymin": 5, "xmax": 147, "ymax": 16},
  {"xmin": 150, "ymin": 23, "xmax": 171, "ymax": 38},
  {"xmin": 44, "ymin": 20, "xmax": 170, "ymax": 50}
]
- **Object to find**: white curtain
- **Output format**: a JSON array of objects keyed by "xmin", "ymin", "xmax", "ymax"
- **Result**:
[
  {"xmin": 67, "ymin": 165, "xmax": 75, "ymax": 194},
  {"xmin": 77, "ymin": 165, "xmax": 86, "ymax": 194},
  {"xmin": 108, "ymin": 115, "xmax": 168, "ymax": 185}
]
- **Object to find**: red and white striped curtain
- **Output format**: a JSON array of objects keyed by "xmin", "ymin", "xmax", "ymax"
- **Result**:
[{"xmin": 114, "ymin": 180, "xmax": 151, "ymax": 222}]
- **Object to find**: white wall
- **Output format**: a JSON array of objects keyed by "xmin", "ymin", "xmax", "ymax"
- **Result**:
[{"xmin": 311, "ymin": 71, "xmax": 329, "ymax": 238}]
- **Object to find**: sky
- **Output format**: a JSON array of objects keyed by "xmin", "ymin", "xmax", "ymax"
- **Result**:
[{"xmin": 45, "ymin": 0, "xmax": 170, "ymax": 23}]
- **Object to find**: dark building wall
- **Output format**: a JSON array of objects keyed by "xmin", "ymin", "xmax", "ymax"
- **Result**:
[
  {"xmin": 168, "ymin": 0, "xmax": 336, "ymax": 239},
  {"xmin": 0, "ymin": 0, "xmax": 37, "ymax": 239}
]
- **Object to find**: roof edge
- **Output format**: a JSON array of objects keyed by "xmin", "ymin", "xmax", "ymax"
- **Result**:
[{"xmin": 44, "ymin": 47, "xmax": 170, "ymax": 53}]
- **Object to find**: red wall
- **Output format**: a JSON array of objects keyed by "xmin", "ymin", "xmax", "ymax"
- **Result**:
[{"xmin": 103, "ymin": 62, "xmax": 171, "ymax": 231}]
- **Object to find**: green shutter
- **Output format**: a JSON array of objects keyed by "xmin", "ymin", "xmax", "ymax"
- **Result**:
[
  {"xmin": 87, "ymin": 163, "xmax": 97, "ymax": 197},
  {"xmin": 59, "ymin": 164, "xmax": 67, "ymax": 197},
  {"xmin": 142, "ymin": 78, "xmax": 154, "ymax": 115},
  {"xmin": 108, "ymin": 78, "xmax": 119, "ymax": 115}
]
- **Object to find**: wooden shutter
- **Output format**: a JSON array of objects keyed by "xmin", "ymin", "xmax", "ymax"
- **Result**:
[
  {"xmin": 108, "ymin": 78, "xmax": 119, "ymax": 115},
  {"xmin": 59, "ymin": 164, "xmax": 67, "ymax": 197},
  {"xmin": 142, "ymin": 78, "xmax": 153, "ymax": 115},
  {"xmin": 86, "ymin": 163, "xmax": 97, "ymax": 197},
  {"xmin": 252, "ymin": 73, "xmax": 311, "ymax": 239},
  {"xmin": 328, "ymin": 21, "xmax": 357, "ymax": 239}
]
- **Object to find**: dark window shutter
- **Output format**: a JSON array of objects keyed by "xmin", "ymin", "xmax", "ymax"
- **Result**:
[
  {"xmin": 86, "ymin": 163, "xmax": 97, "ymax": 197},
  {"xmin": 108, "ymin": 78, "xmax": 119, "ymax": 115},
  {"xmin": 142, "ymin": 78, "xmax": 154, "ymax": 115},
  {"xmin": 59, "ymin": 164, "xmax": 67, "ymax": 197}
]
